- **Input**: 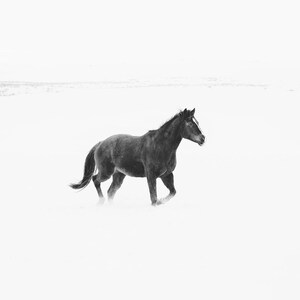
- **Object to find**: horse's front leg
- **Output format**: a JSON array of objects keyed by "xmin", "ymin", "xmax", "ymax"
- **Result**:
[
  {"xmin": 146, "ymin": 171, "xmax": 158, "ymax": 205},
  {"xmin": 158, "ymin": 172, "xmax": 176, "ymax": 205}
]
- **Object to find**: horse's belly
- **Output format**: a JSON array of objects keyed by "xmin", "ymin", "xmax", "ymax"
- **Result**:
[{"xmin": 116, "ymin": 161, "xmax": 145, "ymax": 177}]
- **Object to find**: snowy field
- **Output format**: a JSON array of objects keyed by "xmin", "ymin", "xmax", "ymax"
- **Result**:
[{"xmin": 1, "ymin": 63, "xmax": 300, "ymax": 300}]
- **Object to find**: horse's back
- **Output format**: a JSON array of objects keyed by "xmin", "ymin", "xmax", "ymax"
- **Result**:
[
  {"xmin": 94, "ymin": 134, "xmax": 142, "ymax": 159},
  {"xmin": 98, "ymin": 134, "xmax": 140, "ymax": 149}
]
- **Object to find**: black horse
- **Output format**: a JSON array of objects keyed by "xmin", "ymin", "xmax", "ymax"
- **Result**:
[{"xmin": 70, "ymin": 108, "xmax": 205, "ymax": 205}]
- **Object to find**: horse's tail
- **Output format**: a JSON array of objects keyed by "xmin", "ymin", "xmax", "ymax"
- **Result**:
[{"xmin": 69, "ymin": 145, "xmax": 97, "ymax": 190}]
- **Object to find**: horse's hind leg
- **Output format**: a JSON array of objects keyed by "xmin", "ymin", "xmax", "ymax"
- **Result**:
[
  {"xmin": 93, "ymin": 171, "xmax": 112, "ymax": 205},
  {"xmin": 92, "ymin": 174, "xmax": 105, "ymax": 204},
  {"xmin": 159, "ymin": 173, "xmax": 176, "ymax": 205},
  {"xmin": 107, "ymin": 172, "xmax": 126, "ymax": 202}
]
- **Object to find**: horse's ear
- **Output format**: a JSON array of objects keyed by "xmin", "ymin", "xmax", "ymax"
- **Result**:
[
  {"xmin": 191, "ymin": 108, "xmax": 195, "ymax": 116},
  {"xmin": 182, "ymin": 108, "xmax": 188, "ymax": 118}
]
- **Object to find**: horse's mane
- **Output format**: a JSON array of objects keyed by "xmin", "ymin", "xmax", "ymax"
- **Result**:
[
  {"xmin": 157, "ymin": 111, "xmax": 183, "ymax": 132},
  {"xmin": 146, "ymin": 110, "xmax": 184, "ymax": 138}
]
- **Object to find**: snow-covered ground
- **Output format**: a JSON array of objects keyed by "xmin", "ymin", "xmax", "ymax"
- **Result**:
[{"xmin": 1, "ymin": 62, "xmax": 299, "ymax": 300}]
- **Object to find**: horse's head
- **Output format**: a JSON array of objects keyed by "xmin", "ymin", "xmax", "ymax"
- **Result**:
[{"xmin": 180, "ymin": 108, "xmax": 205, "ymax": 146}]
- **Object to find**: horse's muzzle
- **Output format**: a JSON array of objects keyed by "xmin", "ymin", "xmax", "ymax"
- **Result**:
[{"xmin": 198, "ymin": 135, "xmax": 205, "ymax": 146}]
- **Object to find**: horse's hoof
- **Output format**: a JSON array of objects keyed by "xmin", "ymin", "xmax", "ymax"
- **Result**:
[{"xmin": 97, "ymin": 198, "xmax": 105, "ymax": 206}]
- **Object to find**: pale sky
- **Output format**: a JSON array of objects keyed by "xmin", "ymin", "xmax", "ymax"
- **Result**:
[{"xmin": 1, "ymin": 0, "xmax": 299, "ymax": 66}]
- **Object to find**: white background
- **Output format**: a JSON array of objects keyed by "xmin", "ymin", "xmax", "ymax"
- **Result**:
[{"xmin": 1, "ymin": 1, "xmax": 300, "ymax": 299}]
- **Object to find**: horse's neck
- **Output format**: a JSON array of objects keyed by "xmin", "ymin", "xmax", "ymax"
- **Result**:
[{"xmin": 156, "ymin": 119, "xmax": 182, "ymax": 152}]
